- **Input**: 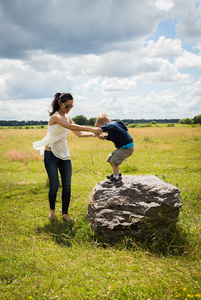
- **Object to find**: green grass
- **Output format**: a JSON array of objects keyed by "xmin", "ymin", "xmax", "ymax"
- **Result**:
[{"xmin": 0, "ymin": 127, "xmax": 201, "ymax": 299}]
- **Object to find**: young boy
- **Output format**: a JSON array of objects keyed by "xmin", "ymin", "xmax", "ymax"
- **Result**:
[{"xmin": 95, "ymin": 114, "xmax": 134, "ymax": 183}]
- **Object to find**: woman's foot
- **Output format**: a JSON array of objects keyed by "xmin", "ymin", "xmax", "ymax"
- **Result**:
[
  {"xmin": 49, "ymin": 210, "xmax": 56, "ymax": 219},
  {"xmin": 62, "ymin": 214, "xmax": 73, "ymax": 223}
]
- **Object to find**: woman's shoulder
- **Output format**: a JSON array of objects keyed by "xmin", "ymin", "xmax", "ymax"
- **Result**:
[
  {"xmin": 49, "ymin": 112, "xmax": 71, "ymax": 127},
  {"xmin": 49, "ymin": 112, "xmax": 60, "ymax": 125}
]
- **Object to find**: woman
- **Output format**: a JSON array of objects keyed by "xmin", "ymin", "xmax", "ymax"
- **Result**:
[{"xmin": 33, "ymin": 92, "xmax": 102, "ymax": 222}]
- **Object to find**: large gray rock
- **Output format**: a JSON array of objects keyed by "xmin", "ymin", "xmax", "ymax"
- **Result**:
[{"xmin": 86, "ymin": 175, "xmax": 182, "ymax": 242}]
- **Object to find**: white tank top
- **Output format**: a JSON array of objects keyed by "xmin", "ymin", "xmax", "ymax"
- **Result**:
[{"xmin": 33, "ymin": 112, "xmax": 70, "ymax": 160}]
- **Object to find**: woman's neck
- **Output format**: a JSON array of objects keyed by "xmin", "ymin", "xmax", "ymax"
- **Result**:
[{"xmin": 57, "ymin": 109, "xmax": 65, "ymax": 117}]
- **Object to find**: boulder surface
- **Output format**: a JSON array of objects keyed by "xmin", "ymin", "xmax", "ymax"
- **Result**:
[{"xmin": 86, "ymin": 175, "xmax": 182, "ymax": 242}]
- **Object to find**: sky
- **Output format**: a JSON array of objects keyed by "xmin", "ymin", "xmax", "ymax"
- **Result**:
[{"xmin": 0, "ymin": 0, "xmax": 201, "ymax": 121}]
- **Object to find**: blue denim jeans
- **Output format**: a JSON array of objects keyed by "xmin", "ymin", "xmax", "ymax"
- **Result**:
[{"xmin": 44, "ymin": 150, "xmax": 72, "ymax": 214}]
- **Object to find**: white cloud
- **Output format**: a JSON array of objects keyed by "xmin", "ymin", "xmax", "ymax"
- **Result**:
[
  {"xmin": 144, "ymin": 36, "xmax": 183, "ymax": 57},
  {"xmin": 78, "ymin": 78, "xmax": 101, "ymax": 92},
  {"xmin": 0, "ymin": 98, "xmax": 51, "ymax": 121},
  {"xmin": 0, "ymin": 0, "xmax": 162, "ymax": 58},
  {"xmin": 175, "ymin": 51, "xmax": 201, "ymax": 69},
  {"xmin": 70, "ymin": 89, "xmax": 198, "ymax": 120},
  {"xmin": 101, "ymin": 78, "xmax": 136, "ymax": 92},
  {"xmin": 181, "ymin": 77, "xmax": 201, "ymax": 95},
  {"xmin": 193, "ymin": 42, "xmax": 201, "ymax": 55},
  {"xmin": 154, "ymin": 0, "xmax": 174, "ymax": 11},
  {"xmin": 0, "ymin": 56, "xmax": 73, "ymax": 100},
  {"xmin": 171, "ymin": 0, "xmax": 201, "ymax": 44},
  {"xmin": 0, "ymin": 0, "xmax": 200, "ymax": 120}
]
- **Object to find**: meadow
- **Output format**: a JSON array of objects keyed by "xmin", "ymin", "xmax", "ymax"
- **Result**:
[{"xmin": 0, "ymin": 126, "xmax": 201, "ymax": 299}]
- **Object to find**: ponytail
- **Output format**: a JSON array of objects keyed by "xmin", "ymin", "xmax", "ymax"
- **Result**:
[{"xmin": 49, "ymin": 92, "xmax": 73, "ymax": 116}]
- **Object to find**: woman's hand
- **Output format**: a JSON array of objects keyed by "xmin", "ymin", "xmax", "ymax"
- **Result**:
[{"xmin": 92, "ymin": 127, "xmax": 103, "ymax": 135}]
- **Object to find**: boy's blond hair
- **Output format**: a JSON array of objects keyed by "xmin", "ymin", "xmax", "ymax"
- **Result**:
[{"xmin": 95, "ymin": 114, "xmax": 111, "ymax": 127}]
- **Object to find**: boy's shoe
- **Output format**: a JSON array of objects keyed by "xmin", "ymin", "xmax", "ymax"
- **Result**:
[
  {"xmin": 106, "ymin": 176, "xmax": 122, "ymax": 184},
  {"xmin": 106, "ymin": 173, "xmax": 122, "ymax": 179}
]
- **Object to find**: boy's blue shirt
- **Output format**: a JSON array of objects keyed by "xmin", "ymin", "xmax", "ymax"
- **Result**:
[{"xmin": 101, "ymin": 121, "xmax": 134, "ymax": 148}]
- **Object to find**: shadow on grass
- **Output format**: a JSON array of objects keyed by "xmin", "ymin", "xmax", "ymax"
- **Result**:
[
  {"xmin": 93, "ymin": 223, "xmax": 192, "ymax": 257},
  {"xmin": 36, "ymin": 217, "xmax": 194, "ymax": 257},
  {"xmin": 36, "ymin": 218, "xmax": 76, "ymax": 247},
  {"xmin": 134, "ymin": 223, "xmax": 191, "ymax": 256}
]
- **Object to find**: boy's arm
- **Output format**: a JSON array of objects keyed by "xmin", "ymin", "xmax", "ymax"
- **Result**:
[{"xmin": 101, "ymin": 123, "xmax": 113, "ymax": 132}]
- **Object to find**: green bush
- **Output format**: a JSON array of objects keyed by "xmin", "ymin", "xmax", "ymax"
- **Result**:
[
  {"xmin": 128, "ymin": 123, "xmax": 138, "ymax": 128},
  {"xmin": 179, "ymin": 118, "xmax": 193, "ymax": 124},
  {"xmin": 72, "ymin": 115, "xmax": 88, "ymax": 125},
  {"xmin": 193, "ymin": 114, "xmax": 201, "ymax": 124}
]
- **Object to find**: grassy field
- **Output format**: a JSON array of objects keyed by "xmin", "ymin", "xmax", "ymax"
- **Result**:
[{"xmin": 0, "ymin": 126, "xmax": 201, "ymax": 299}]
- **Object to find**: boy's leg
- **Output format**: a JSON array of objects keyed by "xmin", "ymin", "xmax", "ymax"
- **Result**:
[
  {"xmin": 110, "ymin": 163, "xmax": 120, "ymax": 176},
  {"xmin": 106, "ymin": 148, "xmax": 134, "ymax": 182},
  {"xmin": 106, "ymin": 162, "xmax": 121, "ymax": 182},
  {"xmin": 107, "ymin": 150, "xmax": 121, "ymax": 178}
]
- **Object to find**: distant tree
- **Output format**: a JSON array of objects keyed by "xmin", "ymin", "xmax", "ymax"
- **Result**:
[
  {"xmin": 88, "ymin": 117, "xmax": 96, "ymax": 126},
  {"xmin": 179, "ymin": 118, "xmax": 193, "ymax": 124},
  {"xmin": 128, "ymin": 123, "xmax": 138, "ymax": 128},
  {"xmin": 72, "ymin": 115, "xmax": 88, "ymax": 125},
  {"xmin": 193, "ymin": 114, "xmax": 201, "ymax": 124}
]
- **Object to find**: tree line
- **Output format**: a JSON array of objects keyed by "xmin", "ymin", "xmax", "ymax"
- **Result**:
[
  {"xmin": 0, "ymin": 113, "xmax": 200, "ymax": 127},
  {"xmin": 72, "ymin": 116, "xmax": 181, "ymax": 125},
  {"xmin": 0, "ymin": 120, "xmax": 48, "ymax": 127},
  {"xmin": 179, "ymin": 114, "xmax": 201, "ymax": 124}
]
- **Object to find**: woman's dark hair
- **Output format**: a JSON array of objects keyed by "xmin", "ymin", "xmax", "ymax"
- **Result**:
[{"xmin": 49, "ymin": 93, "xmax": 73, "ymax": 116}]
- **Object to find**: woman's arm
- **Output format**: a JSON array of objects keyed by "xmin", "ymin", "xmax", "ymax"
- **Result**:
[
  {"xmin": 72, "ymin": 131, "xmax": 94, "ymax": 138},
  {"xmin": 50, "ymin": 113, "xmax": 102, "ymax": 135},
  {"xmin": 69, "ymin": 117, "xmax": 95, "ymax": 138}
]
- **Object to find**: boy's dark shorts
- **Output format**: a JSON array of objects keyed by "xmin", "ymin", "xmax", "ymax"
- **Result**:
[{"xmin": 107, "ymin": 147, "xmax": 134, "ymax": 166}]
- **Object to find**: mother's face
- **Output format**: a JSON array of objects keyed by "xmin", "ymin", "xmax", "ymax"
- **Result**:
[{"xmin": 60, "ymin": 100, "xmax": 74, "ymax": 113}]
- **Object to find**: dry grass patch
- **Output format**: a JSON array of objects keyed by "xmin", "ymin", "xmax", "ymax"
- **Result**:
[
  {"xmin": 5, "ymin": 150, "xmax": 42, "ymax": 162},
  {"xmin": 5, "ymin": 150, "xmax": 26, "ymax": 162},
  {"xmin": 16, "ymin": 181, "xmax": 38, "ymax": 185}
]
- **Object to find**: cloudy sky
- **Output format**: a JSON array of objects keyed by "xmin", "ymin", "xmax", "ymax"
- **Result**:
[{"xmin": 0, "ymin": 0, "xmax": 201, "ymax": 121}]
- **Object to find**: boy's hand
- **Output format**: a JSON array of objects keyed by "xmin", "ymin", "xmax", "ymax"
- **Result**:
[{"xmin": 97, "ymin": 133, "xmax": 106, "ymax": 140}]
